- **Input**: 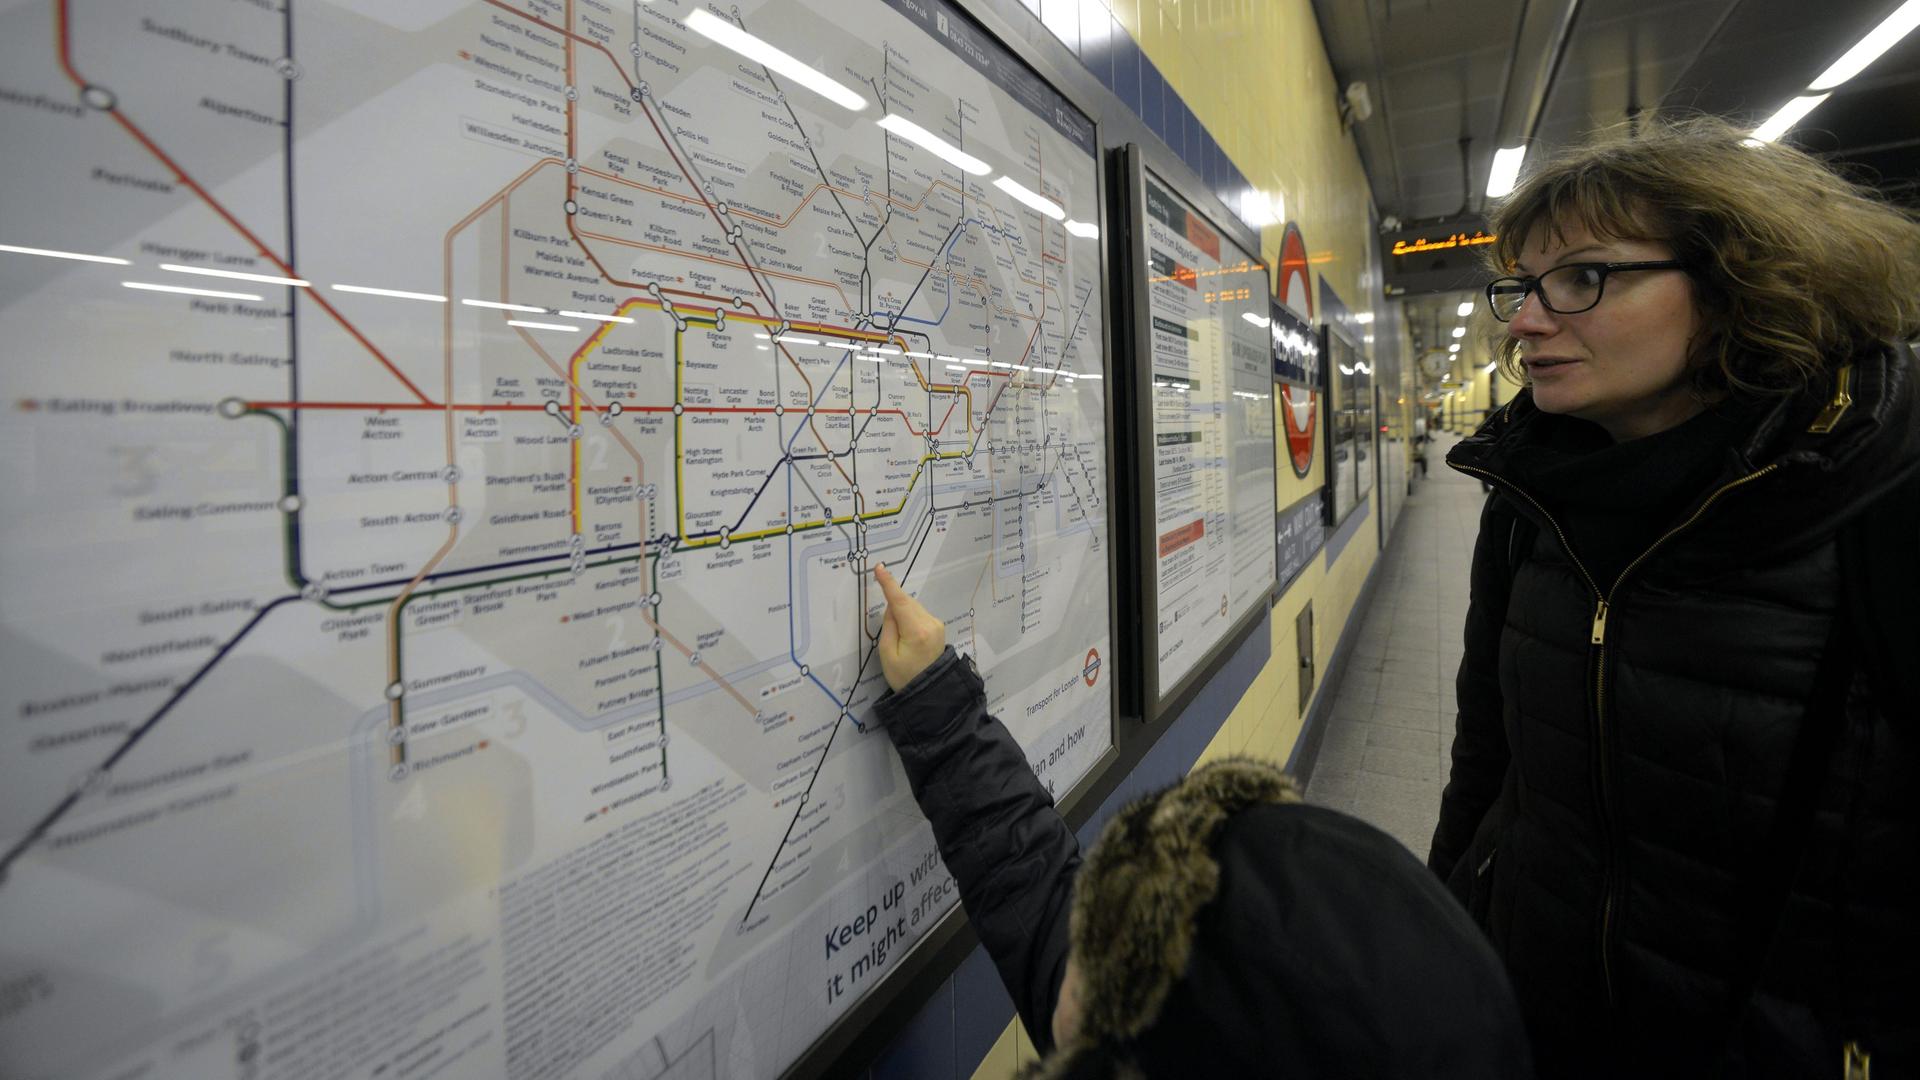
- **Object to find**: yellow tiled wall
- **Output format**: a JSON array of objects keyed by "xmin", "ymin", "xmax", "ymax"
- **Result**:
[
  {"xmin": 971, "ymin": 1, "xmax": 1398, "ymax": 1073},
  {"xmin": 1144, "ymin": 0, "xmax": 1381, "ymax": 771}
]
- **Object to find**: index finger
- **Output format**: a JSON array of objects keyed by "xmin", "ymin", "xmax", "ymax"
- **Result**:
[{"xmin": 873, "ymin": 563, "xmax": 909, "ymax": 608}]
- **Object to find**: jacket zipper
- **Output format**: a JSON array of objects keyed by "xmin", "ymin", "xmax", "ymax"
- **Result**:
[
  {"xmin": 1843, "ymin": 1040, "xmax": 1871, "ymax": 1079},
  {"xmin": 1808, "ymin": 364, "xmax": 1854, "ymax": 434},
  {"xmin": 1588, "ymin": 463, "xmax": 1780, "ymax": 1005},
  {"xmin": 1454, "ymin": 459, "xmax": 1778, "ymax": 1010}
]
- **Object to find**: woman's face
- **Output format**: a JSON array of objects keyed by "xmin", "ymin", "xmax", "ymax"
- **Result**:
[{"xmin": 1506, "ymin": 220, "xmax": 1704, "ymax": 441}]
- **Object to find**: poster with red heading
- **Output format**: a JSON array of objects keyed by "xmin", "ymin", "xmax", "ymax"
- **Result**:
[{"xmin": 1140, "ymin": 171, "xmax": 1276, "ymax": 693}]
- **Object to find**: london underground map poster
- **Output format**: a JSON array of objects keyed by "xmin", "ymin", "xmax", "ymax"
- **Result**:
[{"xmin": 0, "ymin": 0, "xmax": 1113, "ymax": 1076}]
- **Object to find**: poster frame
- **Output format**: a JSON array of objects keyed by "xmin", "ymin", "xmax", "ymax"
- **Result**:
[
  {"xmin": 1269, "ymin": 296, "xmax": 1326, "ymax": 604},
  {"xmin": 1111, "ymin": 141, "xmax": 1277, "ymax": 729},
  {"xmin": 1319, "ymin": 320, "xmax": 1375, "ymax": 529},
  {"xmin": 0, "ymin": 2, "xmax": 1133, "ymax": 1079}
]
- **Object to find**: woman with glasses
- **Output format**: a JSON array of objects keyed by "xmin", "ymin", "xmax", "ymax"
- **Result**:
[{"xmin": 1426, "ymin": 115, "xmax": 1920, "ymax": 1077}]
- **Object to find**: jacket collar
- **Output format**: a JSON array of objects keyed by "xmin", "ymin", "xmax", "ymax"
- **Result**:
[{"xmin": 1450, "ymin": 343, "xmax": 1920, "ymax": 566}]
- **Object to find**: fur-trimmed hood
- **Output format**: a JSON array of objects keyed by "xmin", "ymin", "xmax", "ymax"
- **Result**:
[{"xmin": 1019, "ymin": 758, "xmax": 1533, "ymax": 1079}]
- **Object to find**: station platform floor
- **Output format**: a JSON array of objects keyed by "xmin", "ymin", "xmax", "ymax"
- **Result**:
[{"xmin": 1303, "ymin": 432, "xmax": 1482, "ymax": 858}]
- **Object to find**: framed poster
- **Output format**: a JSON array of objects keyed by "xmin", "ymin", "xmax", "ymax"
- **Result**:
[
  {"xmin": 0, "ymin": 1, "xmax": 1119, "ymax": 1077},
  {"xmin": 1116, "ymin": 145, "xmax": 1278, "ymax": 723},
  {"xmin": 1322, "ymin": 322, "xmax": 1375, "ymax": 527},
  {"xmin": 1270, "ymin": 298, "xmax": 1324, "ymax": 595}
]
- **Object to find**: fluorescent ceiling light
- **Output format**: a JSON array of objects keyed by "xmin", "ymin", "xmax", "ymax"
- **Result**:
[
  {"xmin": 686, "ymin": 10, "xmax": 868, "ymax": 112},
  {"xmin": 945, "ymin": 363, "xmax": 967, "ymax": 372},
  {"xmin": 1810, "ymin": 0, "xmax": 1920, "ymax": 90},
  {"xmin": 1750, "ymin": 93, "xmax": 1831, "ymax": 144},
  {"xmin": 1241, "ymin": 312, "xmax": 1270, "ymax": 327},
  {"xmin": 993, "ymin": 176, "xmax": 1065, "ymax": 220},
  {"xmin": 1064, "ymin": 219, "xmax": 1100, "ymax": 239},
  {"xmin": 333, "ymin": 283, "xmax": 447, "ymax": 302},
  {"xmin": 1354, "ymin": 312, "xmax": 1374, "ymax": 325},
  {"xmin": 507, "ymin": 319, "xmax": 581, "ymax": 332},
  {"xmin": 1451, "ymin": 326, "xmax": 1466, "ymax": 338},
  {"xmin": 1457, "ymin": 300, "xmax": 1475, "ymax": 317},
  {"xmin": 876, "ymin": 114, "xmax": 989, "ymax": 175},
  {"xmin": 777, "ymin": 335, "xmax": 822, "ymax": 345},
  {"xmin": 1238, "ymin": 189, "xmax": 1285, "ymax": 229},
  {"xmin": 1483, "ymin": 361, "xmax": 1498, "ymax": 374},
  {"xmin": 0, "ymin": 243, "xmax": 128, "ymax": 265},
  {"xmin": 1449, "ymin": 343, "xmax": 1461, "ymax": 353},
  {"xmin": 561, "ymin": 309, "xmax": 635, "ymax": 324},
  {"xmin": 1486, "ymin": 145, "xmax": 1527, "ymax": 198},
  {"xmin": 462, "ymin": 298, "xmax": 546, "ymax": 312},
  {"xmin": 162, "ymin": 263, "xmax": 308, "ymax": 287},
  {"xmin": 905, "ymin": 350, "xmax": 935, "ymax": 359},
  {"xmin": 1041, "ymin": 0, "xmax": 1079, "ymax": 44},
  {"xmin": 867, "ymin": 345, "xmax": 902, "ymax": 355},
  {"xmin": 123, "ymin": 280, "xmax": 262, "ymax": 301}
]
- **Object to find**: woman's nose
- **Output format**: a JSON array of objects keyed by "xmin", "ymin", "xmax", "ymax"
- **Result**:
[{"xmin": 1505, "ymin": 289, "xmax": 1558, "ymax": 336}]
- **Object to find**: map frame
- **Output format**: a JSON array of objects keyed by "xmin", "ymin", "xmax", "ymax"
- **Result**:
[{"xmin": 0, "ymin": 0, "xmax": 1127, "ymax": 1076}]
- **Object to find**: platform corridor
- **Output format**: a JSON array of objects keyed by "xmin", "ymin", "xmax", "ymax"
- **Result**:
[{"xmin": 1304, "ymin": 433, "xmax": 1484, "ymax": 856}]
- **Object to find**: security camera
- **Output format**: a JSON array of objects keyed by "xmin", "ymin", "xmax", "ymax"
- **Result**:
[{"xmin": 1344, "ymin": 82, "xmax": 1374, "ymax": 124}]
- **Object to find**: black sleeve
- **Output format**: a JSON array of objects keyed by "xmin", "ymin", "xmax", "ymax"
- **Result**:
[
  {"xmin": 1429, "ymin": 497, "xmax": 1515, "ymax": 882},
  {"xmin": 873, "ymin": 646, "xmax": 1078, "ymax": 1053}
]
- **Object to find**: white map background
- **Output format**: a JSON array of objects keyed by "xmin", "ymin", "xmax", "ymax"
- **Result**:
[{"xmin": 0, "ymin": 0, "xmax": 1112, "ymax": 1076}]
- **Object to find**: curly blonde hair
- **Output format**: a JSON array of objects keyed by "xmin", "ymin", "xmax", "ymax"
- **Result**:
[{"xmin": 1487, "ymin": 114, "xmax": 1920, "ymax": 396}]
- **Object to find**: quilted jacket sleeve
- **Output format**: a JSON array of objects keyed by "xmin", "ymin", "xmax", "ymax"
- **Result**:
[
  {"xmin": 1429, "ymin": 496, "xmax": 1516, "ymax": 885},
  {"xmin": 872, "ymin": 646, "xmax": 1079, "ymax": 1053}
]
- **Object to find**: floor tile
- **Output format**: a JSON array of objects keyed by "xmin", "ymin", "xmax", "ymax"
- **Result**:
[
  {"xmin": 1374, "ymin": 699, "xmax": 1443, "ymax": 730},
  {"xmin": 1363, "ymin": 723, "xmax": 1441, "ymax": 755},
  {"xmin": 1376, "ymin": 686, "xmax": 1448, "ymax": 713},
  {"xmin": 1360, "ymin": 744, "xmax": 1441, "ymax": 781}
]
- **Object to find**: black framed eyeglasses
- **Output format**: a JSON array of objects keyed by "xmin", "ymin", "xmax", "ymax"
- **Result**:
[{"xmin": 1485, "ymin": 260, "xmax": 1687, "ymax": 322}]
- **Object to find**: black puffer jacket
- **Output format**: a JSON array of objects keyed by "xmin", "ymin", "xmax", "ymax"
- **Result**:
[{"xmin": 1430, "ymin": 344, "xmax": 1920, "ymax": 1077}]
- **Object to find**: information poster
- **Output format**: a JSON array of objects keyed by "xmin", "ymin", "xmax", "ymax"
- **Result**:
[
  {"xmin": 0, "ymin": 1, "xmax": 1113, "ymax": 1077},
  {"xmin": 1140, "ymin": 170, "xmax": 1277, "ymax": 695},
  {"xmin": 1324, "ymin": 327, "xmax": 1375, "ymax": 525}
]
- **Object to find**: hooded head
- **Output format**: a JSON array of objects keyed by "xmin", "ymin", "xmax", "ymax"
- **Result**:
[{"xmin": 1023, "ymin": 758, "xmax": 1532, "ymax": 1079}]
